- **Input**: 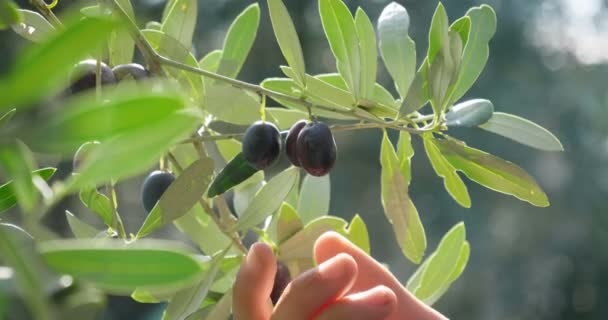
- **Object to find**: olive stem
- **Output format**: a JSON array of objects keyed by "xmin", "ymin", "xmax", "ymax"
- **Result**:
[
  {"xmin": 166, "ymin": 152, "xmax": 247, "ymax": 254},
  {"xmin": 30, "ymin": 0, "xmax": 63, "ymax": 28},
  {"xmin": 108, "ymin": 181, "xmax": 127, "ymax": 239}
]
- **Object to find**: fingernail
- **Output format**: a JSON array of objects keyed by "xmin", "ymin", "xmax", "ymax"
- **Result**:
[{"xmin": 247, "ymin": 243, "xmax": 263, "ymax": 268}]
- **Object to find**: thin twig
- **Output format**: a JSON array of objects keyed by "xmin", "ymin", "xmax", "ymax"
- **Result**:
[{"xmin": 30, "ymin": 0, "xmax": 63, "ymax": 28}]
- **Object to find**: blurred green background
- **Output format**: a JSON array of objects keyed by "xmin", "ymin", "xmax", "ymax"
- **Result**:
[{"xmin": 1, "ymin": 0, "xmax": 606, "ymax": 319}]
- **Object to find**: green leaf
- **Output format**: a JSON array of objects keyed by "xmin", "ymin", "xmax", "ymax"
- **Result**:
[
  {"xmin": 0, "ymin": 16, "xmax": 116, "ymax": 110},
  {"xmin": 414, "ymin": 222, "xmax": 465, "ymax": 299},
  {"xmin": 27, "ymin": 84, "xmax": 190, "ymax": 154},
  {"xmin": 427, "ymin": 2, "xmax": 450, "ymax": 66},
  {"xmin": 163, "ymin": 246, "xmax": 230, "ymax": 320},
  {"xmin": 276, "ymin": 202, "xmax": 303, "ymax": 244},
  {"xmin": 423, "ymin": 135, "xmax": 471, "ymax": 208},
  {"xmin": 434, "ymin": 136, "xmax": 549, "ymax": 206},
  {"xmin": 268, "ymin": 0, "xmax": 306, "ymax": 87},
  {"xmin": 0, "ymin": 108, "xmax": 16, "ymax": 127},
  {"xmin": 39, "ymin": 239, "xmax": 204, "ymax": 294},
  {"xmin": 319, "ymin": 0, "xmax": 360, "ymax": 98},
  {"xmin": 428, "ymin": 48, "xmax": 456, "ymax": 114},
  {"xmin": 65, "ymin": 211, "xmax": 100, "ymax": 239},
  {"xmin": 396, "ymin": 131, "xmax": 414, "ymax": 184},
  {"xmin": 65, "ymin": 109, "xmax": 199, "ymax": 192},
  {"xmin": 145, "ymin": 21, "xmax": 163, "ymax": 31},
  {"xmin": 207, "ymin": 153, "xmax": 259, "ymax": 198},
  {"xmin": 354, "ymin": 8, "xmax": 376, "ymax": 100},
  {"xmin": 445, "ymin": 98, "xmax": 493, "ymax": 127},
  {"xmin": 378, "ymin": 2, "xmax": 416, "ymax": 99},
  {"xmin": 216, "ymin": 4, "xmax": 260, "ymax": 78},
  {"xmin": 345, "ymin": 214, "xmax": 370, "ymax": 254},
  {"xmin": 267, "ymin": 108, "xmax": 309, "ymax": 130},
  {"xmin": 479, "ymin": 112, "xmax": 563, "ymax": 151},
  {"xmin": 0, "ymin": 142, "xmax": 37, "ymax": 212},
  {"xmin": 0, "ymin": 0, "xmax": 21, "ymax": 30},
  {"xmin": 205, "ymin": 84, "xmax": 260, "ymax": 125},
  {"xmin": 142, "ymin": 29, "xmax": 204, "ymax": 101},
  {"xmin": 186, "ymin": 289, "xmax": 232, "ymax": 320},
  {"xmin": 420, "ymin": 240, "xmax": 470, "ymax": 306},
  {"xmin": 278, "ymin": 216, "xmax": 348, "ymax": 261},
  {"xmin": 109, "ymin": 0, "xmax": 135, "ymax": 65},
  {"xmin": 137, "ymin": 157, "xmax": 215, "ymax": 238},
  {"xmin": 79, "ymin": 188, "xmax": 116, "ymax": 229},
  {"xmin": 11, "ymin": 10, "xmax": 54, "ymax": 42},
  {"xmin": 233, "ymin": 167, "xmax": 299, "ymax": 232},
  {"xmin": 306, "ymin": 73, "xmax": 356, "ymax": 108},
  {"xmin": 161, "ymin": 0, "xmax": 197, "ymax": 49},
  {"xmin": 174, "ymin": 209, "xmax": 232, "ymax": 256},
  {"xmin": 199, "ymin": 49, "xmax": 222, "ymax": 88},
  {"xmin": 449, "ymin": 16, "xmax": 471, "ymax": 47},
  {"xmin": 0, "ymin": 223, "xmax": 52, "ymax": 320},
  {"xmin": 0, "ymin": 167, "xmax": 55, "ymax": 213},
  {"xmin": 380, "ymin": 131, "xmax": 426, "ymax": 263},
  {"xmin": 450, "ymin": 5, "xmax": 496, "ymax": 103},
  {"xmin": 297, "ymin": 174, "xmax": 330, "ymax": 224},
  {"xmin": 400, "ymin": 62, "xmax": 430, "ymax": 115},
  {"xmin": 260, "ymin": 77, "xmax": 353, "ymax": 119}
]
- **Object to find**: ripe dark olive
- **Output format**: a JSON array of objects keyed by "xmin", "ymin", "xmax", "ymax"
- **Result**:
[
  {"xmin": 112, "ymin": 63, "xmax": 150, "ymax": 81},
  {"xmin": 72, "ymin": 141, "xmax": 100, "ymax": 173},
  {"xmin": 285, "ymin": 120, "xmax": 308, "ymax": 167},
  {"xmin": 69, "ymin": 59, "xmax": 116, "ymax": 94},
  {"xmin": 270, "ymin": 261, "xmax": 291, "ymax": 305},
  {"xmin": 242, "ymin": 121, "xmax": 281, "ymax": 170},
  {"xmin": 141, "ymin": 171, "xmax": 175, "ymax": 213},
  {"xmin": 296, "ymin": 121, "xmax": 336, "ymax": 177}
]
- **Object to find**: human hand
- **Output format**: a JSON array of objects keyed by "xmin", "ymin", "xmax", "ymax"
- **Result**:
[{"xmin": 233, "ymin": 231, "xmax": 447, "ymax": 320}]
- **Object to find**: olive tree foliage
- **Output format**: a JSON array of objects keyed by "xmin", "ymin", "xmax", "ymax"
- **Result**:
[{"xmin": 0, "ymin": 0, "xmax": 562, "ymax": 318}]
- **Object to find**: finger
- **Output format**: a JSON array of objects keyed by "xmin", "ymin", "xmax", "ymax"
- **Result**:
[
  {"xmin": 315, "ymin": 285, "xmax": 397, "ymax": 320},
  {"xmin": 314, "ymin": 232, "xmax": 448, "ymax": 320},
  {"xmin": 233, "ymin": 243, "xmax": 276, "ymax": 320},
  {"xmin": 272, "ymin": 253, "xmax": 357, "ymax": 320}
]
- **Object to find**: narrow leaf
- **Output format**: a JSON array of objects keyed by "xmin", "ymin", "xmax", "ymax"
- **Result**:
[
  {"xmin": 380, "ymin": 132, "xmax": 426, "ymax": 263},
  {"xmin": 0, "ymin": 167, "xmax": 55, "ymax": 213},
  {"xmin": 345, "ymin": 214, "xmax": 370, "ymax": 254},
  {"xmin": 0, "ymin": 142, "xmax": 37, "ymax": 212},
  {"xmin": 164, "ymin": 246, "xmax": 230, "ymax": 320},
  {"xmin": 268, "ymin": 0, "xmax": 306, "ymax": 86},
  {"xmin": 11, "ymin": 10, "xmax": 54, "ymax": 42},
  {"xmin": 65, "ymin": 211, "xmax": 100, "ymax": 238},
  {"xmin": 109, "ymin": 0, "xmax": 135, "ymax": 65},
  {"xmin": 450, "ymin": 5, "xmax": 496, "ymax": 102},
  {"xmin": 423, "ymin": 135, "xmax": 471, "ymax": 208},
  {"xmin": 400, "ymin": 62, "xmax": 430, "ymax": 115},
  {"xmin": 278, "ymin": 216, "xmax": 348, "ymax": 261},
  {"xmin": 27, "ymin": 84, "xmax": 190, "ymax": 154},
  {"xmin": 205, "ymin": 84, "xmax": 260, "ymax": 125},
  {"xmin": 233, "ymin": 167, "xmax": 299, "ymax": 232},
  {"xmin": 378, "ymin": 2, "xmax": 416, "ymax": 99},
  {"xmin": 319, "ymin": 0, "xmax": 360, "ymax": 98},
  {"xmin": 39, "ymin": 239, "xmax": 204, "ymax": 294},
  {"xmin": 137, "ymin": 157, "xmax": 215, "ymax": 238},
  {"xmin": 396, "ymin": 131, "xmax": 414, "ymax": 184},
  {"xmin": 161, "ymin": 0, "xmax": 197, "ymax": 49},
  {"xmin": 79, "ymin": 188, "xmax": 116, "ymax": 229},
  {"xmin": 479, "ymin": 112, "xmax": 563, "ymax": 151},
  {"xmin": 66, "ymin": 110, "xmax": 199, "ymax": 192},
  {"xmin": 354, "ymin": 8, "xmax": 377, "ymax": 100},
  {"xmin": 0, "ymin": 108, "xmax": 16, "ymax": 127},
  {"xmin": 434, "ymin": 136, "xmax": 549, "ymax": 206},
  {"xmin": 276, "ymin": 202, "xmax": 303, "ymax": 244},
  {"xmin": 207, "ymin": 153, "xmax": 259, "ymax": 198},
  {"xmin": 297, "ymin": 174, "xmax": 330, "ymax": 224},
  {"xmin": 427, "ymin": 3, "xmax": 450, "ymax": 66},
  {"xmin": 415, "ymin": 222, "xmax": 465, "ymax": 299},
  {"xmin": 216, "ymin": 4, "xmax": 260, "ymax": 78}
]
